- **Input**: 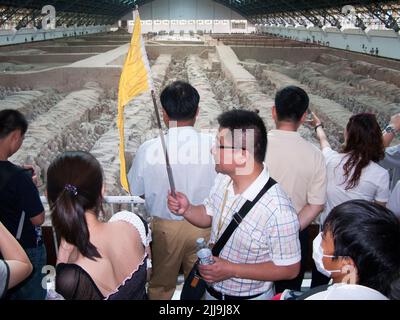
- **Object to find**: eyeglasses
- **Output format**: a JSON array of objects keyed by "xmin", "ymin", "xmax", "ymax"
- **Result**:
[{"xmin": 216, "ymin": 144, "xmax": 246, "ymax": 151}]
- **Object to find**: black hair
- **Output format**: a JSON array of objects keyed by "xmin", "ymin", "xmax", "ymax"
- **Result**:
[
  {"xmin": 217, "ymin": 109, "xmax": 267, "ymax": 163},
  {"xmin": 341, "ymin": 113, "xmax": 385, "ymax": 190},
  {"xmin": 47, "ymin": 151, "xmax": 103, "ymax": 260},
  {"xmin": 274, "ymin": 85, "xmax": 309, "ymax": 122},
  {"xmin": 323, "ymin": 200, "xmax": 400, "ymax": 299},
  {"xmin": 160, "ymin": 81, "xmax": 199, "ymax": 121},
  {"xmin": 0, "ymin": 109, "xmax": 28, "ymax": 139}
]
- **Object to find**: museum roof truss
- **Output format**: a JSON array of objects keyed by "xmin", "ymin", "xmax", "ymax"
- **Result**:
[{"xmin": 0, "ymin": 0, "xmax": 399, "ymax": 32}]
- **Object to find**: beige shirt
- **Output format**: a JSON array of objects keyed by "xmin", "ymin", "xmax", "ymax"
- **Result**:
[{"xmin": 266, "ymin": 129, "xmax": 327, "ymax": 213}]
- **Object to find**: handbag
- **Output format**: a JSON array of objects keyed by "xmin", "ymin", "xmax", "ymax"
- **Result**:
[
  {"xmin": 180, "ymin": 259, "xmax": 207, "ymax": 300},
  {"xmin": 180, "ymin": 177, "xmax": 276, "ymax": 300}
]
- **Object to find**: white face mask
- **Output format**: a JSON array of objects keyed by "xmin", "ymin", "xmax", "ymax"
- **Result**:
[{"xmin": 312, "ymin": 232, "xmax": 341, "ymax": 278}]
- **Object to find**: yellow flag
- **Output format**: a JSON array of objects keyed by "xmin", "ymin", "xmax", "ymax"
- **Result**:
[{"xmin": 118, "ymin": 10, "xmax": 153, "ymax": 192}]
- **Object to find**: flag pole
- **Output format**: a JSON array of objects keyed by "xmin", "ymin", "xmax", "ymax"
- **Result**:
[
  {"xmin": 118, "ymin": 5, "xmax": 176, "ymax": 196},
  {"xmin": 151, "ymin": 90, "xmax": 176, "ymax": 197}
]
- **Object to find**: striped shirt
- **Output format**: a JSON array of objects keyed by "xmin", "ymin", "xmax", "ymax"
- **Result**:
[{"xmin": 203, "ymin": 168, "xmax": 301, "ymax": 298}]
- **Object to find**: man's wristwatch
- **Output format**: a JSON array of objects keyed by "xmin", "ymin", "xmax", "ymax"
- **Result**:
[{"xmin": 383, "ymin": 124, "xmax": 398, "ymax": 135}]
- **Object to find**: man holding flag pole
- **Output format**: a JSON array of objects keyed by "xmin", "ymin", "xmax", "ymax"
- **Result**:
[{"xmin": 118, "ymin": 7, "xmax": 216, "ymax": 300}]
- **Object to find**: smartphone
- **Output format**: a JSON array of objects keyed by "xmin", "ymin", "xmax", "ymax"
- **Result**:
[{"xmin": 306, "ymin": 108, "xmax": 313, "ymax": 121}]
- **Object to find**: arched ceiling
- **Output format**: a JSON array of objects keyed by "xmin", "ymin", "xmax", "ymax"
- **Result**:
[
  {"xmin": 137, "ymin": 0, "xmax": 400, "ymax": 31},
  {"xmin": 212, "ymin": 0, "xmax": 400, "ymax": 31},
  {"xmin": 0, "ymin": 0, "xmax": 398, "ymax": 31}
]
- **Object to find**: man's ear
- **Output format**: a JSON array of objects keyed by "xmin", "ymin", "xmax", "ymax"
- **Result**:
[
  {"xmin": 9, "ymin": 130, "xmax": 20, "ymax": 142},
  {"xmin": 195, "ymin": 107, "xmax": 199, "ymax": 118},
  {"xmin": 162, "ymin": 109, "xmax": 169, "ymax": 127},
  {"xmin": 235, "ymin": 150, "xmax": 255, "ymax": 176},
  {"xmin": 341, "ymin": 256, "xmax": 356, "ymax": 268},
  {"xmin": 272, "ymin": 106, "xmax": 277, "ymax": 122},
  {"xmin": 233, "ymin": 149, "xmax": 249, "ymax": 166},
  {"xmin": 300, "ymin": 111, "xmax": 307, "ymax": 124},
  {"xmin": 340, "ymin": 257, "xmax": 358, "ymax": 285}
]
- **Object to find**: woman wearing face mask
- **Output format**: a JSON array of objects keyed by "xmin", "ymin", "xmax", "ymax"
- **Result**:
[{"xmin": 273, "ymin": 200, "xmax": 400, "ymax": 300}]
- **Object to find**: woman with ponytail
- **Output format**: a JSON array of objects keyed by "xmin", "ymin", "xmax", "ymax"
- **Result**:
[{"xmin": 47, "ymin": 151, "xmax": 150, "ymax": 300}]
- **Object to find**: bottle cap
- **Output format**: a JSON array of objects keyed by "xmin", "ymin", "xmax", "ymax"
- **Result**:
[{"xmin": 196, "ymin": 237, "xmax": 205, "ymax": 246}]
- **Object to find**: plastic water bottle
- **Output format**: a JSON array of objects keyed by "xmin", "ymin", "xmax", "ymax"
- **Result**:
[
  {"xmin": 197, "ymin": 248, "xmax": 214, "ymax": 265},
  {"xmin": 196, "ymin": 237, "xmax": 207, "ymax": 250}
]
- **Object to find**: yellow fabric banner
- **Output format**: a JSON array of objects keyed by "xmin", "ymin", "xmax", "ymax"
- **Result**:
[{"xmin": 117, "ymin": 11, "xmax": 153, "ymax": 192}]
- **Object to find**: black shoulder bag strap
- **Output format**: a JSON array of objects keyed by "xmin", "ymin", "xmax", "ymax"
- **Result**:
[{"xmin": 211, "ymin": 177, "xmax": 277, "ymax": 257}]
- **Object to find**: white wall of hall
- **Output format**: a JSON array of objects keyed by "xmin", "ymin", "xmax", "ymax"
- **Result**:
[
  {"xmin": 260, "ymin": 25, "xmax": 400, "ymax": 60},
  {"xmin": 0, "ymin": 25, "xmax": 112, "ymax": 46},
  {"xmin": 122, "ymin": 0, "xmax": 255, "ymax": 34}
]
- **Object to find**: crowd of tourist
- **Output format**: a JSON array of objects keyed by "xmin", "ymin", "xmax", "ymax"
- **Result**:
[{"xmin": 0, "ymin": 81, "xmax": 399, "ymax": 300}]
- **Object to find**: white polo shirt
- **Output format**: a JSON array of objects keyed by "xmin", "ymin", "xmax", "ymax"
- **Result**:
[
  {"xmin": 203, "ymin": 167, "xmax": 301, "ymax": 298},
  {"xmin": 128, "ymin": 126, "xmax": 217, "ymax": 221},
  {"xmin": 321, "ymin": 147, "xmax": 390, "ymax": 224}
]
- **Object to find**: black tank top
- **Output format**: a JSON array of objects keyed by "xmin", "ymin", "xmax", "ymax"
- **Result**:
[{"xmin": 56, "ymin": 259, "xmax": 148, "ymax": 300}]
